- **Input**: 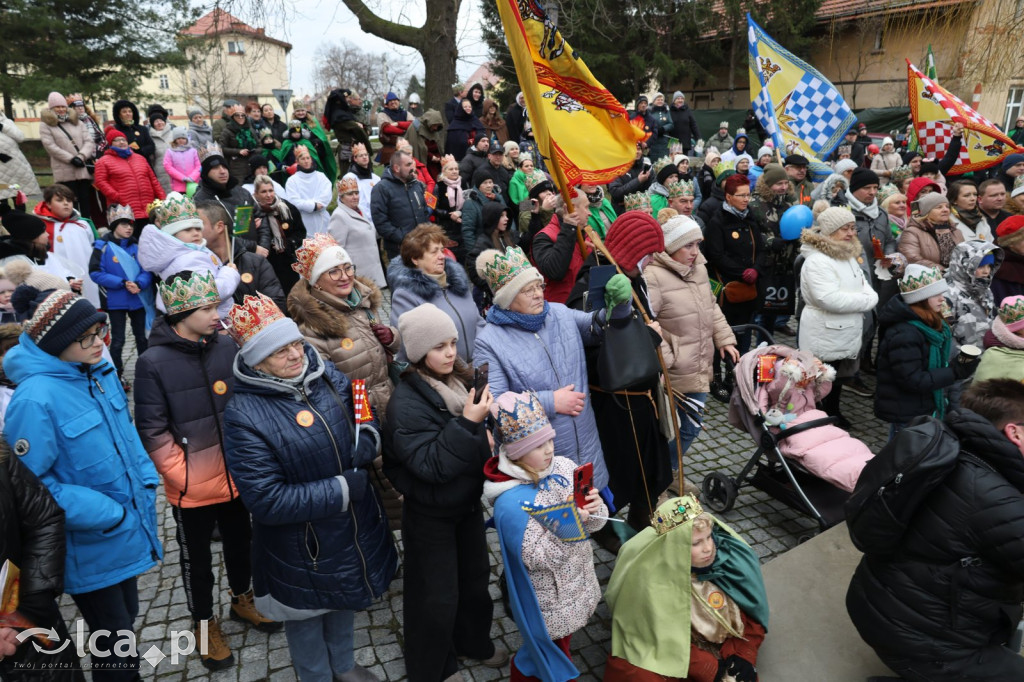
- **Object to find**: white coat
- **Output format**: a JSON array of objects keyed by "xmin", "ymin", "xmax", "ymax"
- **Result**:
[{"xmin": 328, "ymin": 203, "xmax": 386, "ymax": 288}]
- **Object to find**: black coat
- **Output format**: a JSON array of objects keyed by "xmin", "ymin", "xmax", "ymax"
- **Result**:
[
  {"xmin": 848, "ymin": 409, "xmax": 1024, "ymax": 663},
  {"xmin": 506, "ymin": 102, "xmax": 527, "ymax": 144},
  {"xmin": 608, "ymin": 160, "xmax": 652, "ymax": 214},
  {"xmin": 383, "ymin": 372, "xmax": 490, "ymax": 517},
  {"xmin": 231, "ymin": 240, "xmax": 285, "ymax": 309},
  {"xmin": 112, "ymin": 99, "xmax": 155, "ymax": 161},
  {"xmin": 702, "ymin": 205, "xmax": 765, "ymax": 284},
  {"xmin": 874, "ymin": 295, "xmax": 958, "ymax": 423},
  {"xmin": 670, "ymin": 103, "xmax": 700, "ymax": 150}
]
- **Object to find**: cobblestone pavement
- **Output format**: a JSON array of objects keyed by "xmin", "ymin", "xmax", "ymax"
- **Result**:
[{"xmin": 58, "ymin": 315, "xmax": 889, "ymax": 681}]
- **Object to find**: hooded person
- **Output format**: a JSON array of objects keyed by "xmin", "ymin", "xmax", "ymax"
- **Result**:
[
  {"xmin": 604, "ymin": 495, "xmax": 768, "ymax": 681},
  {"xmin": 943, "ymin": 240, "xmax": 1004, "ymax": 348},
  {"xmin": 192, "ymin": 148, "xmax": 257, "ymax": 241},
  {"xmin": 162, "ymin": 127, "xmax": 202, "ymax": 194},
  {"xmin": 444, "ymin": 98, "xmax": 487, "ymax": 162},
  {"xmin": 975, "ymin": 296, "xmax": 1024, "ymax": 382},
  {"xmin": 323, "ymin": 88, "xmax": 373, "ymax": 178},
  {"xmin": 505, "ymin": 92, "xmax": 528, "ymax": 143},
  {"xmin": 405, "ymin": 108, "xmax": 446, "ymax": 180},
  {"xmin": 720, "ymin": 133, "xmax": 749, "ymax": 163},
  {"xmin": 480, "ymin": 97, "xmax": 509, "ymax": 145},
  {"xmin": 289, "ymin": 99, "xmax": 337, "ymax": 183},
  {"xmin": 111, "ymin": 98, "xmax": 155, "ymax": 161}
]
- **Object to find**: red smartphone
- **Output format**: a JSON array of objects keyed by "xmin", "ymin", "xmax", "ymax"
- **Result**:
[
  {"xmin": 573, "ymin": 463, "xmax": 594, "ymax": 509},
  {"xmin": 472, "ymin": 362, "xmax": 489, "ymax": 404}
]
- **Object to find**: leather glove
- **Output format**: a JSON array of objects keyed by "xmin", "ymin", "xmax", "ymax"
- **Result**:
[
  {"xmin": 741, "ymin": 268, "xmax": 758, "ymax": 284},
  {"xmin": 952, "ymin": 356, "xmax": 980, "ymax": 380},
  {"xmin": 371, "ymin": 323, "xmax": 394, "ymax": 347},
  {"xmin": 716, "ymin": 655, "xmax": 758, "ymax": 682},
  {"xmin": 70, "ymin": 156, "xmax": 86, "ymax": 168},
  {"xmin": 0, "ymin": 153, "xmax": 10, "ymax": 164},
  {"xmin": 604, "ymin": 273, "xmax": 632, "ymax": 310},
  {"xmin": 342, "ymin": 469, "xmax": 368, "ymax": 504}
]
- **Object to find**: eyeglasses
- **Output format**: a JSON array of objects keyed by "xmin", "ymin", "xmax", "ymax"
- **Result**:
[
  {"xmin": 731, "ymin": 193, "xmax": 751, "ymax": 200},
  {"xmin": 518, "ymin": 282, "xmax": 546, "ymax": 297},
  {"xmin": 76, "ymin": 324, "xmax": 108, "ymax": 349},
  {"xmin": 232, "ymin": 113, "xmax": 246, "ymax": 119},
  {"xmin": 269, "ymin": 340, "xmax": 303, "ymax": 359},
  {"xmin": 326, "ymin": 264, "xmax": 356, "ymax": 280}
]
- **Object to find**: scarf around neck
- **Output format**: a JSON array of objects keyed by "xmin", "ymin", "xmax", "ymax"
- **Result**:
[
  {"xmin": 418, "ymin": 370, "xmax": 469, "ymax": 415},
  {"xmin": 723, "ymin": 202, "xmax": 748, "ymax": 219},
  {"xmin": 487, "ymin": 301, "xmax": 550, "ymax": 332},
  {"xmin": 955, "ymin": 206, "xmax": 985, "ymax": 231},
  {"xmin": 442, "ymin": 174, "xmax": 464, "ymax": 211},
  {"xmin": 907, "ymin": 319, "xmax": 952, "ymax": 418},
  {"xmin": 846, "ymin": 189, "xmax": 880, "ymax": 219},
  {"xmin": 113, "ymin": 146, "xmax": 133, "ymax": 159}
]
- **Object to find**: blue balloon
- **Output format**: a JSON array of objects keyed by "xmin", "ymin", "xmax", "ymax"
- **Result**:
[{"xmin": 779, "ymin": 204, "xmax": 813, "ymax": 240}]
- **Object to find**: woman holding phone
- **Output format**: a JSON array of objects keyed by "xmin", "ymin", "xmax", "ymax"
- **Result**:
[{"xmin": 383, "ymin": 303, "xmax": 508, "ymax": 682}]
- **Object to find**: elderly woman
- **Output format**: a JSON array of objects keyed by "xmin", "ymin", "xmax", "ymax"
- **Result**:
[
  {"xmin": 645, "ymin": 215, "xmax": 739, "ymax": 461},
  {"xmin": 899, "ymin": 193, "xmax": 966, "ymax": 272},
  {"xmin": 223, "ymin": 293, "xmax": 397, "ymax": 682},
  {"xmin": 329, "ymin": 174, "xmax": 386, "ymax": 289},
  {"xmin": 881, "ymin": 190, "xmax": 907, "ymax": 238},
  {"xmin": 388, "ymin": 224, "xmax": 484, "ymax": 363},
  {"xmin": 285, "ymin": 146, "xmax": 332, "ymax": 236},
  {"xmin": 798, "ymin": 207, "xmax": 879, "ymax": 426}
]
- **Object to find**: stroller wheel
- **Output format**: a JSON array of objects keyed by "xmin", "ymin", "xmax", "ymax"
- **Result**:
[{"xmin": 702, "ymin": 472, "xmax": 738, "ymax": 513}]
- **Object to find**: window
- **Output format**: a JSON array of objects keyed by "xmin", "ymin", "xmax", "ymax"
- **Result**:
[
  {"xmin": 228, "ymin": 40, "xmax": 245, "ymax": 55},
  {"xmin": 873, "ymin": 29, "xmax": 884, "ymax": 52},
  {"xmin": 191, "ymin": 77, "xmax": 198, "ymax": 88},
  {"xmin": 1006, "ymin": 87, "xmax": 1024, "ymax": 130},
  {"xmin": 159, "ymin": 74, "xmax": 169, "ymax": 90}
]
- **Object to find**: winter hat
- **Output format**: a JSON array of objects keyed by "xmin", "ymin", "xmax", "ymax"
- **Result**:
[
  {"xmin": 491, "ymin": 391, "xmax": 556, "ymax": 460},
  {"xmin": 623, "ymin": 192, "xmax": 653, "ymax": 214},
  {"xmin": 1002, "ymin": 153, "xmax": 1024, "ymax": 170},
  {"xmin": 472, "ymin": 165, "xmax": 498, "ymax": 190},
  {"xmin": 718, "ymin": 121, "xmax": 729, "ymax": 129},
  {"xmin": 106, "ymin": 204, "xmax": 135, "ymax": 227},
  {"xmin": 397, "ymin": 303, "xmax": 458, "ymax": 364},
  {"xmin": 655, "ymin": 158, "xmax": 678, "ymax": 185},
  {"xmin": 915, "ymin": 192, "xmax": 949, "ymax": 216},
  {"xmin": 0, "ymin": 211, "xmax": 46, "ymax": 241},
  {"xmin": 4, "ymin": 259, "xmax": 70, "ymax": 295},
  {"xmin": 105, "ymin": 127, "xmax": 127, "ymax": 147},
  {"xmin": 223, "ymin": 99, "xmax": 240, "ymax": 109},
  {"xmin": 47, "ymin": 92, "xmax": 67, "ymax": 108},
  {"xmin": 200, "ymin": 150, "xmax": 227, "ymax": 177},
  {"xmin": 605, "ymin": 211, "xmax": 665, "ymax": 271},
  {"xmin": 151, "ymin": 193, "xmax": 203, "ymax": 236},
  {"xmin": 248, "ymin": 154, "xmax": 270, "ymax": 172},
  {"xmin": 187, "ymin": 107, "xmax": 204, "ymax": 118},
  {"xmin": 848, "ymin": 168, "xmax": 880, "ymax": 192},
  {"xmin": 227, "ymin": 293, "xmax": 304, "ymax": 366},
  {"xmin": 784, "ymin": 154, "xmax": 809, "ymax": 167},
  {"xmin": 170, "ymin": 127, "xmax": 189, "ymax": 143},
  {"xmin": 899, "ymin": 264, "xmax": 949, "ymax": 304},
  {"xmin": 384, "ymin": 92, "xmax": 400, "ymax": 103},
  {"xmin": 159, "ymin": 270, "xmax": 220, "ymax": 316},
  {"xmin": 704, "ymin": 148, "xmax": 722, "ymax": 165},
  {"xmin": 19, "ymin": 289, "xmax": 107, "ymax": 357},
  {"xmin": 756, "ymin": 145, "xmax": 773, "ymax": 160},
  {"xmin": 901, "ymin": 150, "xmax": 922, "ymax": 164},
  {"xmin": 997, "ymin": 215, "xmax": 1024, "ymax": 249},
  {"xmin": 834, "ymin": 159, "xmax": 859, "ymax": 175},
  {"xmin": 998, "ymin": 295, "xmax": 1024, "ymax": 333},
  {"xmin": 919, "ymin": 161, "xmax": 940, "ymax": 176},
  {"xmin": 761, "ymin": 163, "xmax": 788, "ymax": 187},
  {"xmin": 526, "ymin": 175, "xmax": 554, "ymax": 201},
  {"xmin": 653, "ymin": 92, "xmax": 664, "ymax": 101},
  {"xmin": 882, "ymin": 137, "xmax": 895, "ymax": 148},
  {"xmin": 1012, "ymin": 175, "xmax": 1024, "ymax": 199},
  {"xmin": 673, "ymin": 91, "xmax": 685, "ymax": 101},
  {"xmin": 147, "ymin": 104, "xmax": 167, "ymax": 124},
  {"xmin": 815, "ymin": 206, "xmax": 855, "ymax": 236},
  {"xmin": 662, "ymin": 215, "xmax": 702, "ymax": 254},
  {"xmin": 292, "ymin": 233, "xmax": 352, "ymax": 284},
  {"xmin": 475, "ymin": 247, "xmax": 542, "ymax": 310}
]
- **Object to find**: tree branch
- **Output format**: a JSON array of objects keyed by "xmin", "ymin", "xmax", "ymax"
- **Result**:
[{"xmin": 338, "ymin": 0, "xmax": 423, "ymax": 49}]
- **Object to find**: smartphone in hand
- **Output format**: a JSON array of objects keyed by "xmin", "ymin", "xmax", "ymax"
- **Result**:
[
  {"xmin": 573, "ymin": 463, "xmax": 594, "ymax": 509},
  {"xmin": 472, "ymin": 362, "xmax": 489, "ymax": 404}
]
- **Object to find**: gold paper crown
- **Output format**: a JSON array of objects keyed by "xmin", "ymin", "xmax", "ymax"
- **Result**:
[
  {"xmin": 668, "ymin": 179, "xmax": 695, "ymax": 199},
  {"xmin": 152, "ymin": 192, "xmax": 202, "ymax": 232},
  {"xmin": 999, "ymin": 295, "xmax": 1024, "ymax": 326},
  {"xmin": 351, "ymin": 142, "xmax": 368, "ymax": 157},
  {"xmin": 899, "ymin": 265, "xmax": 944, "ymax": 295},
  {"xmin": 159, "ymin": 271, "xmax": 219, "ymax": 315},
  {"xmin": 714, "ymin": 159, "xmax": 737, "ymax": 181},
  {"xmin": 107, "ymin": 204, "xmax": 135, "ymax": 225},
  {"xmin": 652, "ymin": 156, "xmax": 674, "ymax": 177},
  {"xmin": 479, "ymin": 246, "xmax": 533, "ymax": 293},
  {"xmin": 650, "ymin": 494, "xmax": 705, "ymax": 535},
  {"xmin": 226, "ymin": 293, "xmax": 286, "ymax": 346},
  {"xmin": 623, "ymin": 192, "xmax": 652, "ymax": 214},
  {"xmin": 292, "ymin": 233, "xmax": 339, "ymax": 281},
  {"xmin": 198, "ymin": 142, "xmax": 223, "ymax": 161},
  {"xmin": 441, "ymin": 154, "xmax": 457, "ymax": 169},
  {"xmin": 495, "ymin": 391, "xmax": 550, "ymax": 444},
  {"xmin": 337, "ymin": 175, "xmax": 359, "ymax": 195}
]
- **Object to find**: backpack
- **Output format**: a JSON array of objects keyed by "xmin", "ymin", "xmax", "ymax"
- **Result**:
[{"xmin": 845, "ymin": 416, "xmax": 961, "ymax": 557}]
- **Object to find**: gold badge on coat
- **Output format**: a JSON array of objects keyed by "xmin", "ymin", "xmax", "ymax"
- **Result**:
[
  {"xmin": 296, "ymin": 410, "xmax": 315, "ymax": 427},
  {"xmin": 212, "ymin": 380, "xmax": 228, "ymax": 395},
  {"xmin": 240, "ymin": 272, "xmax": 253, "ymax": 284},
  {"xmin": 340, "ymin": 338, "xmax": 355, "ymax": 350},
  {"xmin": 708, "ymin": 592, "xmax": 726, "ymax": 610},
  {"xmin": 731, "ymin": 231, "xmax": 740, "ymax": 239}
]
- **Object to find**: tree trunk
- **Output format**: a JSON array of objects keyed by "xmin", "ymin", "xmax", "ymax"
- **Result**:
[{"xmin": 1, "ymin": 63, "xmax": 12, "ymax": 119}]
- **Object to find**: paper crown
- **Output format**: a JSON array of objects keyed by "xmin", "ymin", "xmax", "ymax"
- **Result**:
[
  {"xmin": 876, "ymin": 183, "xmax": 898, "ymax": 204},
  {"xmin": 899, "ymin": 264, "xmax": 944, "ymax": 295},
  {"xmin": 524, "ymin": 170, "xmax": 549, "ymax": 191},
  {"xmin": 197, "ymin": 142, "xmax": 223, "ymax": 161},
  {"xmin": 478, "ymin": 246, "xmax": 533, "ymax": 294},
  {"xmin": 292, "ymin": 99, "xmax": 307, "ymax": 110},
  {"xmin": 337, "ymin": 175, "xmax": 359, "ymax": 195},
  {"xmin": 889, "ymin": 164, "xmax": 913, "ymax": 186},
  {"xmin": 651, "ymin": 494, "xmax": 705, "ymax": 536},
  {"xmin": 292, "ymin": 232, "xmax": 339, "ymax": 281},
  {"xmin": 999, "ymin": 295, "xmax": 1024, "ymax": 327},
  {"xmin": 440, "ymin": 153, "xmax": 457, "ymax": 169},
  {"xmin": 351, "ymin": 142, "xmax": 368, "ymax": 157},
  {"xmin": 669, "ymin": 179, "xmax": 695, "ymax": 199},
  {"xmin": 623, "ymin": 192, "xmax": 652, "ymax": 214},
  {"xmin": 226, "ymin": 292, "xmax": 285, "ymax": 346},
  {"xmin": 158, "ymin": 271, "xmax": 219, "ymax": 315},
  {"xmin": 152, "ymin": 192, "xmax": 202, "ymax": 233},
  {"xmin": 652, "ymin": 156, "xmax": 674, "ymax": 177},
  {"xmin": 494, "ymin": 391, "xmax": 550, "ymax": 445},
  {"xmin": 714, "ymin": 159, "xmax": 737, "ymax": 181},
  {"xmin": 107, "ymin": 204, "xmax": 135, "ymax": 225}
]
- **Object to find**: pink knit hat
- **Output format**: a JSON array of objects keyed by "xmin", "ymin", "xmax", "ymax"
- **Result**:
[
  {"xmin": 491, "ymin": 391, "xmax": 556, "ymax": 460},
  {"xmin": 47, "ymin": 92, "xmax": 67, "ymax": 108}
]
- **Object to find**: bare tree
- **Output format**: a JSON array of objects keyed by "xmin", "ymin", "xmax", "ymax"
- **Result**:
[
  {"xmin": 826, "ymin": 15, "xmax": 885, "ymax": 110},
  {"xmin": 313, "ymin": 41, "xmax": 413, "ymax": 109}
]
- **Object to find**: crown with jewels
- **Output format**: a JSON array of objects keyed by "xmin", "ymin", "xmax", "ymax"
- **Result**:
[
  {"xmin": 107, "ymin": 203, "xmax": 135, "ymax": 226},
  {"xmin": 291, "ymin": 233, "xmax": 341, "ymax": 281},
  {"xmin": 158, "ymin": 271, "xmax": 219, "ymax": 315},
  {"xmin": 669, "ymin": 179, "xmax": 695, "ymax": 199},
  {"xmin": 889, "ymin": 164, "xmax": 912, "ymax": 187},
  {"xmin": 651, "ymin": 494, "xmax": 705, "ymax": 536},
  {"xmin": 899, "ymin": 264, "xmax": 944, "ymax": 295},
  {"xmin": 337, "ymin": 174, "xmax": 359, "ymax": 195},
  {"xmin": 495, "ymin": 391, "xmax": 550, "ymax": 445},
  {"xmin": 478, "ymin": 246, "xmax": 534, "ymax": 293},
  {"xmin": 151, "ymin": 192, "xmax": 202, "ymax": 233},
  {"xmin": 999, "ymin": 295, "xmax": 1024, "ymax": 327},
  {"xmin": 652, "ymin": 156, "xmax": 674, "ymax": 178},
  {"xmin": 623, "ymin": 192, "xmax": 652, "ymax": 214},
  {"xmin": 524, "ymin": 170, "xmax": 549, "ymax": 191},
  {"xmin": 197, "ymin": 142, "xmax": 223, "ymax": 161},
  {"xmin": 226, "ymin": 292, "xmax": 285, "ymax": 346}
]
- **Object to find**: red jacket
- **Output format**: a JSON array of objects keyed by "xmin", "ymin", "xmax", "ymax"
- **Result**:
[{"xmin": 94, "ymin": 148, "xmax": 166, "ymax": 218}]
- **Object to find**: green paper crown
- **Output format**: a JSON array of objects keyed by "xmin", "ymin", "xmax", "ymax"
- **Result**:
[
  {"xmin": 714, "ymin": 159, "xmax": 736, "ymax": 182},
  {"xmin": 899, "ymin": 265, "xmax": 943, "ymax": 295},
  {"xmin": 999, "ymin": 296, "xmax": 1024, "ymax": 326},
  {"xmin": 652, "ymin": 156, "xmax": 674, "ymax": 177},
  {"xmin": 153, "ymin": 192, "xmax": 202, "ymax": 232},
  {"xmin": 669, "ymin": 179, "xmax": 695, "ymax": 199},
  {"xmin": 480, "ymin": 246, "xmax": 533, "ymax": 293},
  {"xmin": 159, "ymin": 271, "xmax": 219, "ymax": 315},
  {"xmin": 624, "ymin": 192, "xmax": 652, "ymax": 214}
]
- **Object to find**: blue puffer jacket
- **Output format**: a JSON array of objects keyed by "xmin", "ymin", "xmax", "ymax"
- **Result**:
[
  {"xmin": 473, "ymin": 303, "xmax": 610, "ymax": 490},
  {"xmin": 88, "ymin": 234, "xmax": 153, "ymax": 311},
  {"xmin": 223, "ymin": 345, "xmax": 398, "ymax": 613},
  {"xmin": 2, "ymin": 335, "xmax": 162, "ymax": 594}
]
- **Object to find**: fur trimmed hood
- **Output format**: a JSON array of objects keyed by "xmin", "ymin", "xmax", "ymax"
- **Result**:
[
  {"xmin": 40, "ymin": 108, "xmax": 80, "ymax": 127},
  {"xmin": 800, "ymin": 229, "xmax": 864, "ymax": 261},
  {"xmin": 386, "ymin": 255, "xmax": 471, "ymax": 298},
  {"xmin": 287, "ymin": 276, "xmax": 383, "ymax": 340}
]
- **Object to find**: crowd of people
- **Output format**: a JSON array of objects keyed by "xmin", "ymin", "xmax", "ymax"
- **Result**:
[{"xmin": 0, "ymin": 80, "xmax": 1023, "ymax": 682}]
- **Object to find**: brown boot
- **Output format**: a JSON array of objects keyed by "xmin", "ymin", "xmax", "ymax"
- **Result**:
[
  {"xmin": 195, "ymin": 617, "xmax": 234, "ymax": 671},
  {"xmin": 229, "ymin": 589, "xmax": 283, "ymax": 632}
]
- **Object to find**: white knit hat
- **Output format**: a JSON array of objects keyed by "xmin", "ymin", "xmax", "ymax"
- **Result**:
[
  {"xmin": 661, "ymin": 215, "xmax": 703, "ymax": 254},
  {"xmin": 757, "ymin": 145, "xmax": 773, "ymax": 160},
  {"xmin": 815, "ymin": 206, "xmax": 856, "ymax": 236}
]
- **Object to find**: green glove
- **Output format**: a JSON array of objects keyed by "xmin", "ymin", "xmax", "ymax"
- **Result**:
[{"xmin": 604, "ymin": 273, "xmax": 632, "ymax": 310}]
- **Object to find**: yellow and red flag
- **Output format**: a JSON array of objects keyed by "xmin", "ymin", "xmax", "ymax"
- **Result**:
[
  {"xmin": 495, "ymin": 0, "xmax": 644, "ymax": 201},
  {"xmin": 907, "ymin": 60, "xmax": 1022, "ymax": 174}
]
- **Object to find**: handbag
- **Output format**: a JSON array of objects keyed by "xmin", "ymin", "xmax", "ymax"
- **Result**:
[
  {"xmin": 598, "ymin": 311, "xmax": 661, "ymax": 392},
  {"xmin": 723, "ymin": 280, "xmax": 758, "ymax": 303}
]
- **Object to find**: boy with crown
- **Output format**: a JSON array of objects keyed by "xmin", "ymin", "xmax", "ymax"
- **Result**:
[
  {"xmin": 604, "ymin": 495, "xmax": 769, "ymax": 681},
  {"xmin": 137, "ymin": 192, "xmax": 240, "ymax": 318},
  {"xmin": 134, "ymin": 271, "xmax": 279, "ymax": 671}
]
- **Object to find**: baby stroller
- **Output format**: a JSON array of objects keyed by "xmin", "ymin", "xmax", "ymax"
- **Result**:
[{"xmin": 702, "ymin": 325, "xmax": 874, "ymax": 533}]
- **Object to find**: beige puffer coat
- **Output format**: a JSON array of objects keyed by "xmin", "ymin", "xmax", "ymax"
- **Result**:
[
  {"xmin": 644, "ymin": 251, "xmax": 736, "ymax": 394},
  {"xmin": 39, "ymin": 109, "xmax": 94, "ymax": 183}
]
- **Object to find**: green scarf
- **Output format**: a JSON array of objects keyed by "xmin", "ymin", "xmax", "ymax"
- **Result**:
[
  {"xmin": 235, "ymin": 127, "xmax": 257, "ymax": 150},
  {"xmin": 908, "ymin": 319, "xmax": 953, "ymax": 418}
]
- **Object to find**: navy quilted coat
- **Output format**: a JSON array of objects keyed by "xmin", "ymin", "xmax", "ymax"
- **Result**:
[{"xmin": 223, "ymin": 345, "xmax": 398, "ymax": 612}]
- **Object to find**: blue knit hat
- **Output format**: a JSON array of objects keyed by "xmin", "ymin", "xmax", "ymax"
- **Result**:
[{"xmin": 1002, "ymin": 153, "xmax": 1024, "ymax": 170}]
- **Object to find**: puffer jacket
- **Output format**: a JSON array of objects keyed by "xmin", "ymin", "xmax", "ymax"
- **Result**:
[
  {"xmin": 39, "ymin": 108, "xmax": 95, "ymax": 183},
  {"xmin": 94, "ymin": 147, "xmax": 166, "ymax": 218},
  {"xmin": 702, "ymin": 205, "xmax": 765, "ymax": 285},
  {"xmin": 797, "ymin": 230, "xmax": 878, "ymax": 362},
  {"xmin": 287, "ymin": 277, "xmax": 398, "ymax": 414},
  {"xmin": 0, "ymin": 111, "xmax": 41, "ymax": 200},
  {"xmin": 383, "ymin": 371, "xmax": 490, "ymax": 516},
  {"xmin": 644, "ymin": 251, "xmax": 736, "ymax": 393},
  {"xmin": 460, "ymin": 187, "xmax": 506, "ymax": 248},
  {"xmin": 134, "ymin": 320, "xmax": 239, "ymax": 508},
  {"xmin": 975, "ymin": 318, "xmax": 1024, "ymax": 382},
  {"xmin": 88, "ymin": 233, "xmax": 153, "ymax": 311},
  {"xmin": 943, "ymin": 239, "xmax": 1004, "ymax": 347},
  {"xmin": 874, "ymin": 296, "xmax": 958, "ymax": 423},
  {"xmin": 847, "ymin": 409, "xmax": 1024, "ymax": 663},
  {"xmin": 223, "ymin": 346, "xmax": 398, "ymax": 613},
  {"xmin": 370, "ymin": 166, "xmax": 429, "ymax": 258},
  {"xmin": 898, "ymin": 215, "xmax": 965, "ymax": 271},
  {"xmin": 473, "ymin": 302, "xmax": 610, "ymax": 490},
  {"xmin": 2, "ymin": 335, "xmax": 162, "ymax": 594},
  {"xmin": 387, "ymin": 256, "xmax": 485, "ymax": 363},
  {"xmin": 111, "ymin": 99, "xmax": 155, "ymax": 161}
]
